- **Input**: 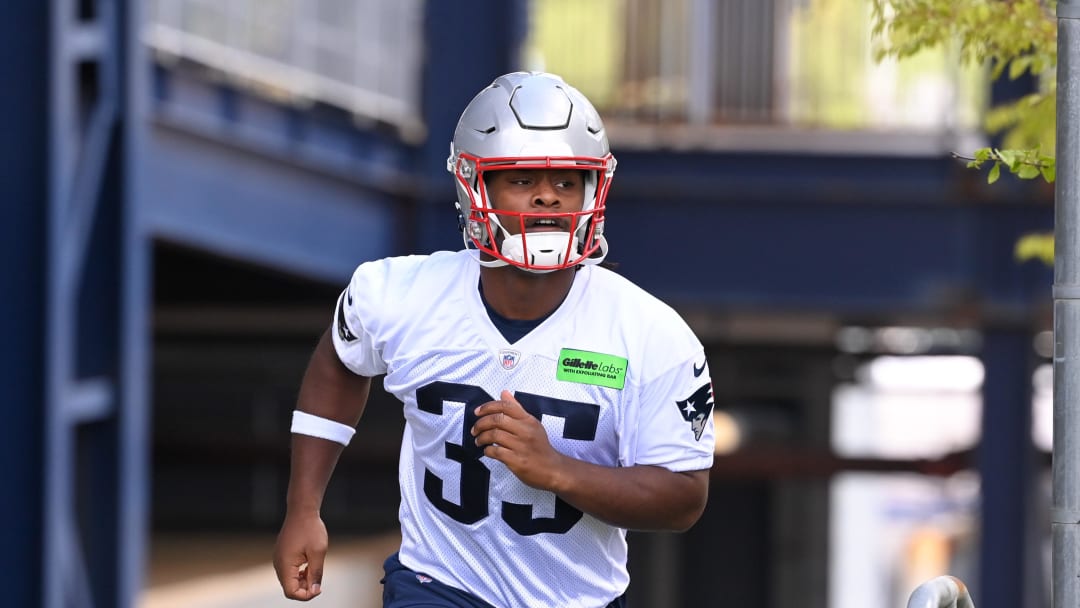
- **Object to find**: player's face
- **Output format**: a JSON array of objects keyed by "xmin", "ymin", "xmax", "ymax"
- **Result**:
[{"xmin": 484, "ymin": 169, "xmax": 586, "ymax": 236}]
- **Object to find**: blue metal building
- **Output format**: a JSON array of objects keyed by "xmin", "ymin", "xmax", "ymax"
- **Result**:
[{"xmin": 1, "ymin": 1, "xmax": 1053, "ymax": 607}]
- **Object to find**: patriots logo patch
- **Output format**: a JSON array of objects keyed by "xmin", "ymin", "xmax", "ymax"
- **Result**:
[
  {"xmin": 336, "ymin": 289, "xmax": 358, "ymax": 342},
  {"xmin": 675, "ymin": 382, "xmax": 714, "ymax": 441}
]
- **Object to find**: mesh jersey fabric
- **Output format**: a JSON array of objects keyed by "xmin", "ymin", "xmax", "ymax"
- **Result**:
[{"xmin": 331, "ymin": 250, "xmax": 715, "ymax": 608}]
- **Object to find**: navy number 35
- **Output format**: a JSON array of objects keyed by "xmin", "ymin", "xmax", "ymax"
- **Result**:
[{"xmin": 416, "ymin": 381, "xmax": 601, "ymax": 536}]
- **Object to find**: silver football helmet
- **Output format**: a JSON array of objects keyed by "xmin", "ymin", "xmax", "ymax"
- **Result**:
[{"xmin": 447, "ymin": 72, "xmax": 616, "ymax": 272}]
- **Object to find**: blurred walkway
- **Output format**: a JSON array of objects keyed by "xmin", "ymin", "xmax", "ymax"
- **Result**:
[{"xmin": 140, "ymin": 532, "xmax": 401, "ymax": 608}]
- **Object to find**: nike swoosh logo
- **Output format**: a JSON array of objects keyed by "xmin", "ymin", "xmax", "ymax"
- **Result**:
[{"xmin": 693, "ymin": 360, "xmax": 707, "ymax": 377}]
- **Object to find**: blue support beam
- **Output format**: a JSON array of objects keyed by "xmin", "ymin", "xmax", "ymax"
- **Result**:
[
  {"xmin": 977, "ymin": 328, "xmax": 1038, "ymax": 608},
  {"xmin": 42, "ymin": 0, "xmax": 142, "ymax": 606},
  {"xmin": 142, "ymin": 125, "xmax": 402, "ymax": 282},
  {"xmin": 0, "ymin": 2, "xmax": 48, "ymax": 607},
  {"xmin": 593, "ymin": 152, "xmax": 1051, "ymax": 316},
  {"xmin": 413, "ymin": 0, "xmax": 529, "ymax": 254}
]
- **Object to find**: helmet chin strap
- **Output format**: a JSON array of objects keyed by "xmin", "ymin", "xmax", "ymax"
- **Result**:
[
  {"xmin": 473, "ymin": 214, "xmax": 568, "ymax": 273},
  {"xmin": 500, "ymin": 232, "xmax": 574, "ymax": 272},
  {"xmin": 468, "ymin": 229, "xmax": 609, "ymax": 273}
]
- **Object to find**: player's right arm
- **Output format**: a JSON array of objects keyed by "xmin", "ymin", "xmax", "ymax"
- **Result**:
[{"xmin": 273, "ymin": 327, "xmax": 372, "ymax": 601}]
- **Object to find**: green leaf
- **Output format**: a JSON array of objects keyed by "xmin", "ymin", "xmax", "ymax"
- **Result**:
[
  {"xmin": 1009, "ymin": 56, "xmax": 1031, "ymax": 80},
  {"xmin": 996, "ymin": 149, "xmax": 1018, "ymax": 168},
  {"xmin": 988, "ymin": 162, "xmax": 1001, "ymax": 184},
  {"xmin": 990, "ymin": 60, "xmax": 1007, "ymax": 80},
  {"xmin": 1017, "ymin": 164, "xmax": 1041, "ymax": 179},
  {"xmin": 1015, "ymin": 232, "xmax": 1055, "ymax": 265},
  {"xmin": 1041, "ymin": 164, "xmax": 1056, "ymax": 183},
  {"xmin": 974, "ymin": 147, "xmax": 991, "ymax": 162}
]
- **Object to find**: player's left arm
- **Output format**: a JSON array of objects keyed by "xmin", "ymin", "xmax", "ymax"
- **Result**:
[{"xmin": 472, "ymin": 390, "xmax": 709, "ymax": 531}]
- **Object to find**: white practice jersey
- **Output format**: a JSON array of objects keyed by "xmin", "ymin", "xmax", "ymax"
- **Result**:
[{"xmin": 331, "ymin": 250, "xmax": 715, "ymax": 608}]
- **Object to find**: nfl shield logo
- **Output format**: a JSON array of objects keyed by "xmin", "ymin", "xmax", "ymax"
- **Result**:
[{"xmin": 500, "ymin": 349, "xmax": 520, "ymax": 370}]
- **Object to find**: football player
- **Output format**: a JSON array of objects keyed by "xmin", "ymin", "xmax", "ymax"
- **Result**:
[{"xmin": 273, "ymin": 72, "xmax": 715, "ymax": 607}]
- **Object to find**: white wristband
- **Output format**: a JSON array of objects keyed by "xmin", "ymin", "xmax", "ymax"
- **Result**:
[{"xmin": 291, "ymin": 410, "xmax": 356, "ymax": 446}]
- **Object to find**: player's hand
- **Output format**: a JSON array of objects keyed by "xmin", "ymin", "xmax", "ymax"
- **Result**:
[
  {"xmin": 472, "ymin": 390, "xmax": 565, "ymax": 491},
  {"xmin": 273, "ymin": 511, "xmax": 328, "ymax": 601}
]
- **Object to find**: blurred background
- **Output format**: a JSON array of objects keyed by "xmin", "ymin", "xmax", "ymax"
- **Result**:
[{"xmin": 0, "ymin": 0, "xmax": 1056, "ymax": 607}]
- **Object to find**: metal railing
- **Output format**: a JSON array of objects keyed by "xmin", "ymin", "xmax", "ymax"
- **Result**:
[
  {"xmin": 143, "ymin": 0, "xmax": 424, "ymax": 139},
  {"xmin": 524, "ymin": 0, "xmax": 984, "ymax": 134},
  {"xmin": 906, "ymin": 576, "xmax": 975, "ymax": 608}
]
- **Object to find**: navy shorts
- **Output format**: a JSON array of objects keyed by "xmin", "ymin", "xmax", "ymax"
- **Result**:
[{"xmin": 380, "ymin": 553, "xmax": 628, "ymax": 608}]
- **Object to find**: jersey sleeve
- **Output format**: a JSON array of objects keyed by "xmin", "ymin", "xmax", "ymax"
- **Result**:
[
  {"xmin": 630, "ymin": 349, "xmax": 716, "ymax": 472},
  {"xmin": 330, "ymin": 260, "xmax": 390, "ymax": 377}
]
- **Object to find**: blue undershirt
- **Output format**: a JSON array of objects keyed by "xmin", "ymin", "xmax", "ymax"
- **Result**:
[{"xmin": 478, "ymin": 281, "xmax": 552, "ymax": 343}]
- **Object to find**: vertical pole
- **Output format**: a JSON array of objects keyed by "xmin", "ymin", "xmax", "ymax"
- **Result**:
[
  {"xmin": 687, "ymin": 0, "xmax": 716, "ymax": 125},
  {"xmin": 1054, "ymin": 5, "xmax": 1080, "ymax": 608}
]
